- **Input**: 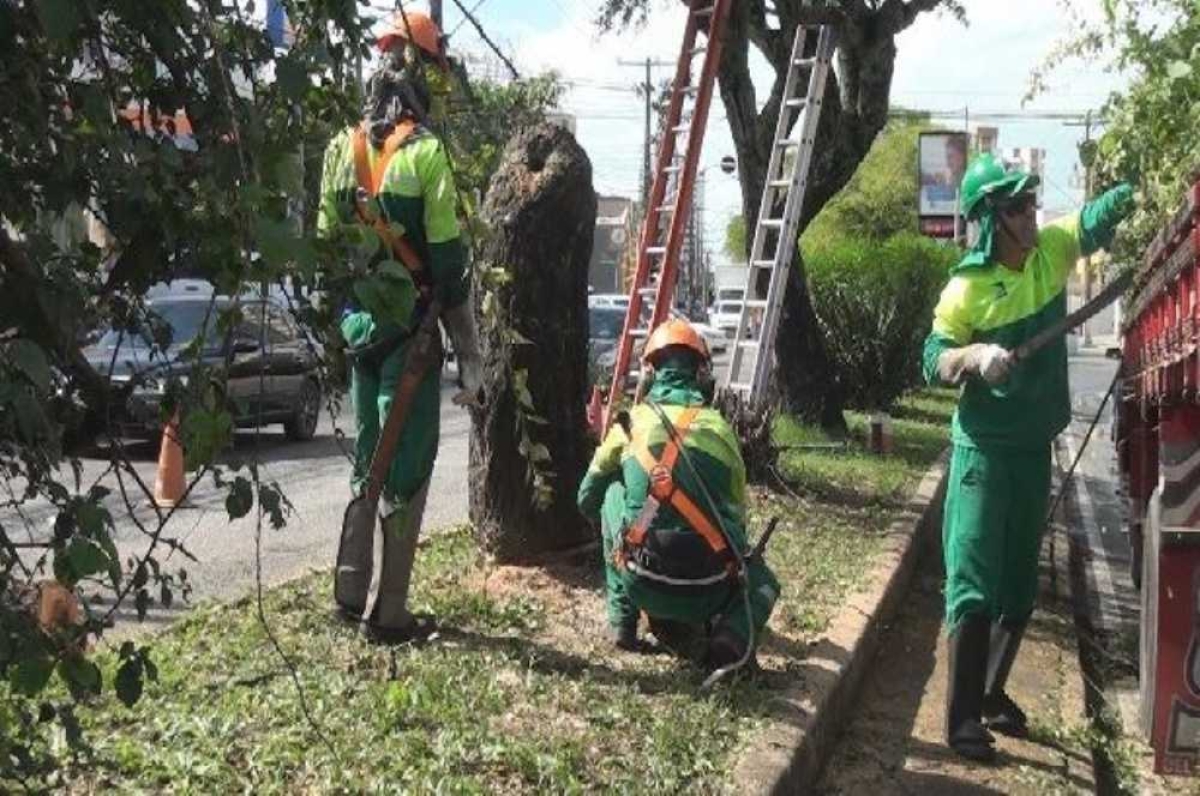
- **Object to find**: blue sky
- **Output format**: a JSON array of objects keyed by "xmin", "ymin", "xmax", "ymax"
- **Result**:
[{"xmin": 394, "ymin": 1, "xmax": 1128, "ymax": 260}]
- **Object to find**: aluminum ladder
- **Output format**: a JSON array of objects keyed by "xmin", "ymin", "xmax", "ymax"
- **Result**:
[
  {"xmin": 722, "ymin": 25, "xmax": 836, "ymax": 409},
  {"xmin": 596, "ymin": 0, "xmax": 733, "ymax": 435}
]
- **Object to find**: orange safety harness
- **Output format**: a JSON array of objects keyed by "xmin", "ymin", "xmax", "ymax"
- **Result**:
[
  {"xmin": 619, "ymin": 406, "xmax": 736, "ymax": 585},
  {"xmin": 351, "ymin": 122, "xmax": 425, "ymax": 278}
]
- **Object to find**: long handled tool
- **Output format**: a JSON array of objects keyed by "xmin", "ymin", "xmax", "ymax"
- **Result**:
[
  {"xmin": 334, "ymin": 300, "xmax": 443, "ymax": 614},
  {"xmin": 1013, "ymin": 268, "xmax": 1132, "ymax": 362}
]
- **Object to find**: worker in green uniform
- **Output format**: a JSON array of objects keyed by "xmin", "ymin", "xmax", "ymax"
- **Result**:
[
  {"xmin": 319, "ymin": 11, "xmax": 482, "ymax": 642},
  {"xmin": 923, "ymin": 152, "xmax": 1133, "ymax": 761},
  {"xmin": 577, "ymin": 319, "xmax": 781, "ymax": 671}
]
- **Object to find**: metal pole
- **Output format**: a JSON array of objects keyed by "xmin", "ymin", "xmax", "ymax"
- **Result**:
[
  {"xmin": 1082, "ymin": 110, "xmax": 1094, "ymax": 347},
  {"xmin": 430, "ymin": 0, "xmax": 443, "ymax": 28},
  {"xmin": 642, "ymin": 57, "xmax": 652, "ymax": 207}
]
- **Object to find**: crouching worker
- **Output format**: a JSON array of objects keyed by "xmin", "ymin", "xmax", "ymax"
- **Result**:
[{"xmin": 576, "ymin": 319, "xmax": 780, "ymax": 672}]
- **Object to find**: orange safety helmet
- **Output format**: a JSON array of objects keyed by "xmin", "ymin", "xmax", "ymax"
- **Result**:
[
  {"xmin": 378, "ymin": 10, "xmax": 444, "ymax": 62},
  {"xmin": 642, "ymin": 318, "xmax": 711, "ymax": 366}
]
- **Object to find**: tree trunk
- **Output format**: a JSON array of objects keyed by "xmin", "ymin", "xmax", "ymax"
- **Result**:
[{"xmin": 469, "ymin": 123, "xmax": 597, "ymax": 562}]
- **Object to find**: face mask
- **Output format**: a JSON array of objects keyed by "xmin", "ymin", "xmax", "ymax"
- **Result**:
[{"xmin": 363, "ymin": 52, "xmax": 432, "ymax": 146}]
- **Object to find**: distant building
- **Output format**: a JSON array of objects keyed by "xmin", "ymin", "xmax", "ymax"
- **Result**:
[{"xmin": 589, "ymin": 195, "xmax": 635, "ymax": 294}]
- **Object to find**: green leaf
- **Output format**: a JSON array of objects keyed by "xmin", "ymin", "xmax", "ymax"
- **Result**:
[
  {"xmin": 1167, "ymin": 60, "xmax": 1192, "ymax": 80},
  {"xmin": 276, "ymin": 58, "xmax": 309, "ymax": 100},
  {"xmin": 76, "ymin": 502, "xmax": 108, "ymax": 536},
  {"xmin": 36, "ymin": 0, "xmax": 80, "ymax": 41},
  {"xmin": 11, "ymin": 655, "xmax": 54, "ymax": 696},
  {"xmin": 115, "ymin": 659, "xmax": 144, "ymax": 707},
  {"xmin": 65, "ymin": 537, "xmax": 111, "ymax": 580},
  {"xmin": 182, "ymin": 408, "xmax": 233, "ymax": 469},
  {"xmin": 135, "ymin": 588, "xmax": 150, "ymax": 621},
  {"xmin": 58, "ymin": 655, "xmax": 102, "ymax": 696},
  {"xmin": 527, "ymin": 443, "xmax": 551, "ymax": 464},
  {"xmin": 225, "ymin": 476, "xmax": 254, "ymax": 520},
  {"xmin": 8, "ymin": 340, "xmax": 51, "ymax": 392}
]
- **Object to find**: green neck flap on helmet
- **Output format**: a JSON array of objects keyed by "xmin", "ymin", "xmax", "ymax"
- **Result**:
[{"xmin": 953, "ymin": 152, "xmax": 1040, "ymax": 273}]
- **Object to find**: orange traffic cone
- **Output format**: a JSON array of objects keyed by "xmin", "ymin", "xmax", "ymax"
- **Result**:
[{"xmin": 153, "ymin": 413, "xmax": 187, "ymax": 508}]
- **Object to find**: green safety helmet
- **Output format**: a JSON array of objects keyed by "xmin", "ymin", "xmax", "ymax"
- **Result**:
[{"xmin": 959, "ymin": 152, "xmax": 1040, "ymax": 220}]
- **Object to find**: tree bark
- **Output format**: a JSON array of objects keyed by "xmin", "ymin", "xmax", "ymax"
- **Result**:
[{"xmin": 468, "ymin": 123, "xmax": 597, "ymax": 562}]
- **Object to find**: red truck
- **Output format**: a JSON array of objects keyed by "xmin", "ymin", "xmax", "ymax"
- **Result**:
[{"xmin": 1115, "ymin": 176, "xmax": 1200, "ymax": 775}]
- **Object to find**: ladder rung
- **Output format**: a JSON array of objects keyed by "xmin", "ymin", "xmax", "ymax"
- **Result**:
[
  {"xmin": 646, "ymin": 246, "xmax": 667, "ymax": 256},
  {"xmin": 688, "ymin": 48, "xmax": 706, "ymax": 58},
  {"xmin": 657, "ymin": 205, "xmax": 676, "ymax": 213},
  {"xmin": 672, "ymin": 124, "xmax": 690, "ymax": 133},
  {"xmin": 793, "ymin": 57, "xmax": 816, "ymax": 67},
  {"xmin": 693, "ymin": 5, "xmax": 716, "ymax": 17},
  {"xmin": 760, "ymin": 219, "xmax": 784, "ymax": 228},
  {"xmin": 729, "ymin": 382, "xmax": 752, "ymax": 391},
  {"xmin": 631, "ymin": 328, "xmax": 650, "ymax": 338},
  {"xmin": 785, "ymin": 98, "xmax": 807, "ymax": 109},
  {"xmin": 751, "ymin": 259, "xmax": 775, "ymax": 268},
  {"xmin": 768, "ymin": 179, "xmax": 791, "ymax": 188},
  {"xmin": 776, "ymin": 139, "xmax": 799, "ymax": 148},
  {"xmin": 744, "ymin": 300, "xmax": 768, "ymax": 309},
  {"xmin": 737, "ymin": 340, "xmax": 760, "ymax": 348}
]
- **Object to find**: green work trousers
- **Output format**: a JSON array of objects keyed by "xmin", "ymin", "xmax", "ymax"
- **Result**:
[
  {"xmin": 350, "ymin": 334, "xmax": 442, "ymax": 504},
  {"xmin": 599, "ymin": 483, "xmax": 780, "ymax": 644},
  {"xmin": 942, "ymin": 443, "xmax": 1050, "ymax": 632}
]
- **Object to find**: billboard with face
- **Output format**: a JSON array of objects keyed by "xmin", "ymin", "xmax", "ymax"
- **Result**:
[{"xmin": 919, "ymin": 132, "xmax": 969, "ymax": 218}]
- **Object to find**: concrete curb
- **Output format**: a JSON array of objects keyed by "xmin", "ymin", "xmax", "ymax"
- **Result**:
[{"xmin": 733, "ymin": 449, "xmax": 951, "ymax": 794}]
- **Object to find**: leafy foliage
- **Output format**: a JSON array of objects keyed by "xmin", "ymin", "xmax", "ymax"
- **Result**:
[
  {"xmin": 1036, "ymin": 2, "xmax": 1200, "ymax": 268},
  {"xmin": 0, "ymin": 0, "xmax": 560, "ymax": 775},
  {"xmin": 796, "ymin": 118, "xmax": 955, "ymax": 410},
  {"xmin": 802, "ymin": 117, "xmax": 929, "ymax": 249},
  {"xmin": 806, "ymin": 233, "xmax": 955, "ymax": 410}
]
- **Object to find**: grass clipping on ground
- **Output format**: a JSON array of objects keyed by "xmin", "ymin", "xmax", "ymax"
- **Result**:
[{"xmin": 41, "ymin": 390, "xmax": 954, "ymax": 793}]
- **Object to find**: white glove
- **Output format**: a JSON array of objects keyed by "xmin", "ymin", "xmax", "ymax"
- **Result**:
[{"xmin": 976, "ymin": 344, "xmax": 1013, "ymax": 386}]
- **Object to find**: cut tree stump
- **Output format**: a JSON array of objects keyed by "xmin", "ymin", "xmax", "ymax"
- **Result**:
[{"xmin": 468, "ymin": 123, "xmax": 597, "ymax": 562}]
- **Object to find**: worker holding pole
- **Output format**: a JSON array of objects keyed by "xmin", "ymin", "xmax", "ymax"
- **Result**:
[
  {"xmin": 318, "ymin": 10, "xmax": 482, "ymax": 643},
  {"xmin": 922, "ymin": 152, "xmax": 1134, "ymax": 762}
]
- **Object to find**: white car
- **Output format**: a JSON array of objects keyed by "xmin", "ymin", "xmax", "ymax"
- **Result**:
[
  {"xmin": 670, "ymin": 310, "xmax": 727, "ymax": 353},
  {"xmin": 588, "ymin": 293, "xmax": 630, "ymax": 310},
  {"xmin": 710, "ymin": 300, "xmax": 744, "ymax": 337}
]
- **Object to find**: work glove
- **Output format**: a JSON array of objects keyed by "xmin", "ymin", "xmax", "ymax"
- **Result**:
[
  {"xmin": 440, "ymin": 300, "xmax": 484, "ymax": 407},
  {"xmin": 936, "ymin": 343, "xmax": 1013, "ymax": 386}
]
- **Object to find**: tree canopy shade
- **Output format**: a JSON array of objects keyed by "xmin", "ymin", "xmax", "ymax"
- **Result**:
[{"xmin": 598, "ymin": 0, "xmax": 964, "ymax": 427}]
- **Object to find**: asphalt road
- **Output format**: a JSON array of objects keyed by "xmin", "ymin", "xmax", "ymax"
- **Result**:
[{"xmin": 2, "ymin": 368, "xmax": 471, "ymax": 634}]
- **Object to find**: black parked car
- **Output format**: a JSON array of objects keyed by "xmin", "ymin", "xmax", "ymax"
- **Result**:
[{"xmin": 85, "ymin": 282, "xmax": 322, "ymax": 441}]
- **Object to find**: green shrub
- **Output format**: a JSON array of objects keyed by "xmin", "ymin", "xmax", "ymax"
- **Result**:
[{"xmin": 805, "ymin": 232, "xmax": 955, "ymax": 410}]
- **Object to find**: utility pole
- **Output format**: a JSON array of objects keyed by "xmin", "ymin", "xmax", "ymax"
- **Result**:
[
  {"xmin": 1066, "ymin": 111, "xmax": 1097, "ymax": 346},
  {"xmin": 430, "ymin": 0, "xmax": 443, "ymax": 28},
  {"xmin": 618, "ymin": 57, "xmax": 672, "ymax": 208}
]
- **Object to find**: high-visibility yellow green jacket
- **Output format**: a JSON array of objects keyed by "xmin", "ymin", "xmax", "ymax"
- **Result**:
[
  {"xmin": 922, "ymin": 185, "xmax": 1133, "ymax": 450},
  {"xmin": 577, "ymin": 367, "xmax": 751, "ymax": 573},
  {"xmin": 318, "ymin": 125, "xmax": 467, "ymax": 347}
]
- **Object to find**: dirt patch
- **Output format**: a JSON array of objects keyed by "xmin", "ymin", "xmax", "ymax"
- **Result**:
[{"xmin": 818, "ymin": 548, "xmax": 1095, "ymax": 794}]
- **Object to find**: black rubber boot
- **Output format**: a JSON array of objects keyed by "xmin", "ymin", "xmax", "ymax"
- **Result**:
[
  {"xmin": 648, "ymin": 617, "xmax": 705, "ymax": 661},
  {"xmin": 982, "ymin": 618, "xmax": 1029, "ymax": 738},
  {"xmin": 946, "ymin": 613, "xmax": 996, "ymax": 762},
  {"xmin": 610, "ymin": 617, "xmax": 639, "ymax": 651}
]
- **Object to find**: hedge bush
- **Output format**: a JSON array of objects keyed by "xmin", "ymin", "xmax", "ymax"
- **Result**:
[{"xmin": 805, "ymin": 232, "xmax": 956, "ymax": 410}]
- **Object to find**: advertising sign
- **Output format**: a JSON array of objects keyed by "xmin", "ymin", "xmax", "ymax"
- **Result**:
[{"xmin": 918, "ymin": 132, "xmax": 969, "ymax": 232}]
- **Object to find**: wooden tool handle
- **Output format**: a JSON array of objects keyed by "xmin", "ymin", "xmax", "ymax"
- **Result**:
[{"xmin": 364, "ymin": 300, "xmax": 443, "ymax": 505}]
